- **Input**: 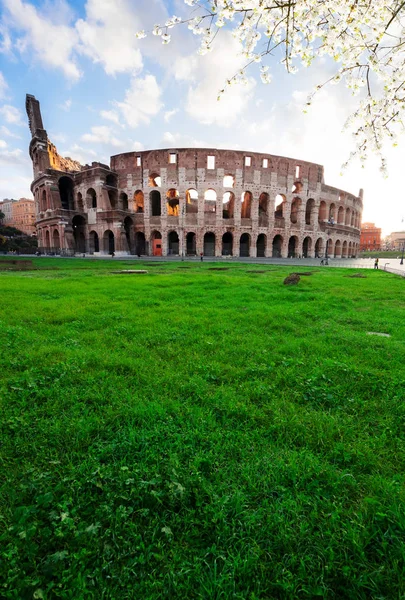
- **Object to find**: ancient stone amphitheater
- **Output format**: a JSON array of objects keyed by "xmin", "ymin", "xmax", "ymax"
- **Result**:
[{"xmin": 27, "ymin": 95, "xmax": 362, "ymax": 258}]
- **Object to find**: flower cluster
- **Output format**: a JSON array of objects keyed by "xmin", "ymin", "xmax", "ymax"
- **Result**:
[{"xmin": 136, "ymin": 0, "xmax": 405, "ymax": 169}]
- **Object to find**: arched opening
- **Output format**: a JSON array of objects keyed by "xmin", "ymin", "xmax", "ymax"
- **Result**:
[
  {"xmin": 338, "ymin": 206, "xmax": 344, "ymax": 224},
  {"xmin": 241, "ymin": 191, "xmax": 252, "ymax": 219},
  {"xmin": 222, "ymin": 232, "xmax": 233, "ymax": 256},
  {"xmin": 342, "ymin": 240, "xmax": 348, "ymax": 257},
  {"xmin": 334, "ymin": 239, "xmax": 342, "ymax": 257},
  {"xmin": 315, "ymin": 238, "xmax": 323, "ymax": 258},
  {"xmin": 72, "ymin": 215, "xmax": 86, "ymax": 253},
  {"xmin": 288, "ymin": 235, "xmax": 298, "ymax": 258},
  {"xmin": 167, "ymin": 189, "xmax": 179, "ymax": 216},
  {"xmin": 168, "ymin": 231, "xmax": 179, "ymax": 255},
  {"xmin": 204, "ymin": 232, "xmax": 216, "ymax": 256},
  {"xmin": 329, "ymin": 203, "xmax": 336, "ymax": 222},
  {"xmin": 45, "ymin": 230, "xmax": 50, "ymax": 249},
  {"xmin": 345, "ymin": 208, "xmax": 351, "ymax": 225},
  {"xmin": 272, "ymin": 235, "xmax": 283, "ymax": 258},
  {"xmin": 274, "ymin": 194, "xmax": 285, "ymax": 219},
  {"xmin": 59, "ymin": 176, "xmax": 74, "ymax": 211},
  {"xmin": 119, "ymin": 192, "xmax": 129, "ymax": 211},
  {"xmin": 134, "ymin": 190, "xmax": 144, "ymax": 213},
  {"xmin": 124, "ymin": 216, "xmax": 133, "ymax": 253},
  {"xmin": 89, "ymin": 231, "xmax": 99, "ymax": 253},
  {"xmin": 305, "ymin": 198, "xmax": 315, "ymax": 225},
  {"xmin": 222, "ymin": 192, "xmax": 235, "ymax": 219},
  {"xmin": 52, "ymin": 229, "xmax": 60, "ymax": 250},
  {"xmin": 240, "ymin": 233, "xmax": 250, "ymax": 257},
  {"xmin": 108, "ymin": 190, "xmax": 117, "ymax": 209},
  {"xmin": 106, "ymin": 173, "xmax": 117, "ymax": 187},
  {"xmin": 292, "ymin": 181, "xmax": 303, "ymax": 193},
  {"xmin": 326, "ymin": 238, "xmax": 333, "ymax": 257},
  {"xmin": 41, "ymin": 190, "xmax": 47, "ymax": 212},
  {"xmin": 290, "ymin": 197, "xmax": 301, "ymax": 224},
  {"xmin": 186, "ymin": 189, "xmax": 198, "ymax": 214},
  {"xmin": 148, "ymin": 172, "xmax": 161, "ymax": 187},
  {"xmin": 76, "ymin": 192, "xmax": 84, "ymax": 212},
  {"xmin": 135, "ymin": 232, "xmax": 146, "ymax": 256},
  {"xmin": 86, "ymin": 188, "xmax": 97, "ymax": 209},
  {"xmin": 318, "ymin": 201, "xmax": 327, "ymax": 222},
  {"xmin": 223, "ymin": 175, "xmax": 235, "ymax": 188},
  {"xmin": 259, "ymin": 193, "xmax": 269, "ymax": 218},
  {"xmin": 103, "ymin": 230, "xmax": 115, "ymax": 255},
  {"xmin": 350, "ymin": 211, "xmax": 355, "ymax": 226},
  {"xmin": 150, "ymin": 191, "xmax": 161, "ymax": 216},
  {"xmin": 204, "ymin": 189, "xmax": 217, "ymax": 214},
  {"xmin": 348, "ymin": 241, "xmax": 352, "ymax": 257},
  {"xmin": 302, "ymin": 236, "xmax": 312, "ymax": 258},
  {"xmin": 256, "ymin": 234, "xmax": 266, "ymax": 257},
  {"xmin": 151, "ymin": 230, "xmax": 162, "ymax": 256},
  {"xmin": 186, "ymin": 232, "xmax": 196, "ymax": 255}
]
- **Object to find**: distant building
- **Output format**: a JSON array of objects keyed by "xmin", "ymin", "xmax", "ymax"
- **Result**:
[
  {"xmin": 12, "ymin": 198, "xmax": 36, "ymax": 235},
  {"xmin": 0, "ymin": 198, "xmax": 36, "ymax": 235},
  {"xmin": 360, "ymin": 222, "xmax": 382, "ymax": 251},
  {"xmin": 388, "ymin": 231, "xmax": 405, "ymax": 251}
]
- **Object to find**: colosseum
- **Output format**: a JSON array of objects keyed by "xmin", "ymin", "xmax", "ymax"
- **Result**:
[{"xmin": 26, "ymin": 94, "xmax": 362, "ymax": 259}]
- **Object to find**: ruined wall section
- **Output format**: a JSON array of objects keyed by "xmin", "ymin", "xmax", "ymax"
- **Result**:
[{"xmin": 47, "ymin": 141, "xmax": 82, "ymax": 173}]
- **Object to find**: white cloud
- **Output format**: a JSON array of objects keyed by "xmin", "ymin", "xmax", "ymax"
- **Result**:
[
  {"xmin": 100, "ymin": 109, "xmax": 121, "ymax": 126},
  {"xmin": 2, "ymin": 0, "xmax": 81, "ymax": 81},
  {"xmin": 0, "ymin": 147, "xmax": 28, "ymax": 166},
  {"xmin": 162, "ymin": 131, "xmax": 206, "ymax": 147},
  {"xmin": 0, "ymin": 139, "xmax": 7, "ymax": 148},
  {"xmin": 0, "ymin": 72, "xmax": 8, "ymax": 99},
  {"xmin": 115, "ymin": 74, "xmax": 163, "ymax": 128},
  {"xmin": 60, "ymin": 143, "xmax": 97, "ymax": 165},
  {"xmin": 0, "ymin": 25, "xmax": 13, "ymax": 55},
  {"xmin": 0, "ymin": 125, "xmax": 21, "ymax": 139},
  {"xmin": 0, "ymin": 104, "xmax": 24, "ymax": 126},
  {"xmin": 81, "ymin": 125, "xmax": 123, "ymax": 147},
  {"xmin": 164, "ymin": 109, "xmax": 179, "ymax": 123},
  {"xmin": 176, "ymin": 33, "xmax": 256, "ymax": 127},
  {"xmin": 59, "ymin": 99, "xmax": 72, "ymax": 111}
]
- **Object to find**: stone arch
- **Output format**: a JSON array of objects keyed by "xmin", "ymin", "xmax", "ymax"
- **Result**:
[
  {"xmin": 305, "ymin": 198, "xmax": 315, "ymax": 225},
  {"xmin": 134, "ymin": 232, "xmax": 146, "ymax": 256},
  {"xmin": 186, "ymin": 232, "xmax": 196, "ymax": 255},
  {"xmin": 59, "ymin": 176, "xmax": 74, "ymax": 211},
  {"xmin": 288, "ymin": 235, "xmax": 298, "ymax": 258},
  {"xmin": 318, "ymin": 201, "xmax": 327, "ymax": 222},
  {"xmin": 348, "ymin": 241, "xmax": 352, "ymax": 257},
  {"xmin": 222, "ymin": 232, "xmax": 233, "ymax": 256},
  {"xmin": 315, "ymin": 237, "xmax": 323, "ymax": 258},
  {"xmin": 106, "ymin": 173, "xmax": 117, "ymax": 187},
  {"xmin": 290, "ymin": 197, "xmax": 301, "ymax": 224},
  {"xmin": 342, "ymin": 240, "xmax": 348, "ymax": 257},
  {"xmin": 204, "ymin": 189, "xmax": 217, "ymax": 213},
  {"xmin": 119, "ymin": 192, "xmax": 128, "ymax": 211},
  {"xmin": 204, "ymin": 232, "xmax": 215, "ymax": 256},
  {"xmin": 223, "ymin": 174, "xmax": 235, "ymax": 188},
  {"xmin": 240, "ymin": 233, "xmax": 250, "ymax": 257},
  {"xmin": 302, "ymin": 236, "xmax": 312, "ymax": 258},
  {"xmin": 150, "ymin": 190, "xmax": 161, "ymax": 216},
  {"xmin": 151, "ymin": 230, "xmax": 162, "ymax": 256},
  {"xmin": 338, "ymin": 206, "xmax": 345, "ymax": 224},
  {"xmin": 41, "ymin": 189, "xmax": 47, "ymax": 211},
  {"xmin": 72, "ymin": 215, "xmax": 86, "ymax": 253},
  {"xmin": 272, "ymin": 234, "xmax": 283, "ymax": 258},
  {"xmin": 45, "ymin": 230, "xmax": 50, "ymax": 249},
  {"xmin": 334, "ymin": 239, "xmax": 342, "ymax": 257},
  {"xmin": 326, "ymin": 238, "xmax": 333, "ymax": 257},
  {"xmin": 124, "ymin": 216, "xmax": 133, "ymax": 253},
  {"xmin": 134, "ymin": 190, "xmax": 144, "ymax": 213},
  {"xmin": 222, "ymin": 192, "xmax": 235, "ymax": 219},
  {"xmin": 186, "ymin": 189, "xmax": 198, "ymax": 214},
  {"xmin": 274, "ymin": 194, "xmax": 285, "ymax": 218},
  {"xmin": 167, "ymin": 189, "xmax": 179, "ymax": 216},
  {"xmin": 259, "ymin": 192, "xmax": 269, "ymax": 220},
  {"xmin": 52, "ymin": 229, "xmax": 60, "ymax": 249},
  {"xmin": 76, "ymin": 192, "xmax": 84, "ymax": 212},
  {"xmin": 345, "ymin": 208, "xmax": 351, "ymax": 225},
  {"xmin": 241, "ymin": 191, "xmax": 252, "ymax": 219},
  {"xmin": 89, "ymin": 230, "xmax": 99, "ymax": 253},
  {"xmin": 329, "ymin": 203, "xmax": 336, "ymax": 222},
  {"xmin": 86, "ymin": 188, "xmax": 97, "ymax": 209},
  {"xmin": 256, "ymin": 234, "xmax": 266, "ymax": 257},
  {"xmin": 103, "ymin": 229, "xmax": 115, "ymax": 254},
  {"xmin": 148, "ymin": 172, "xmax": 161, "ymax": 187},
  {"xmin": 168, "ymin": 230, "xmax": 179, "ymax": 255}
]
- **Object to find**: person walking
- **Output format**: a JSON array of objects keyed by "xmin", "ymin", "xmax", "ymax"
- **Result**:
[
  {"xmin": 200, "ymin": 252, "xmax": 204, "ymax": 262},
  {"xmin": 374, "ymin": 258, "xmax": 379, "ymax": 269}
]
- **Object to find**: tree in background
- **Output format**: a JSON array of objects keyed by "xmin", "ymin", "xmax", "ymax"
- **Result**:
[{"xmin": 138, "ymin": 0, "xmax": 405, "ymax": 172}]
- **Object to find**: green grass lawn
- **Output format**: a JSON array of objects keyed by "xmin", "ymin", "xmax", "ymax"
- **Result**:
[{"xmin": 1, "ymin": 259, "xmax": 405, "ymax": 599}]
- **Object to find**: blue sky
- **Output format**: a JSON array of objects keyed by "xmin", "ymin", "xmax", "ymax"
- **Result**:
[{"xmin": 0, "ymin": 0, "xmax": 403, "ymax": 235}]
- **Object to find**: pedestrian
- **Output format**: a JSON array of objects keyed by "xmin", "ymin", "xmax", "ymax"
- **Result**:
[
  {"xmin": 374, "ymin": 258, "xmax": 379, "ymax": 269},
  {"xmin": 200, "ymin": 252, "xmax": 203, "ymax": 262}
]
